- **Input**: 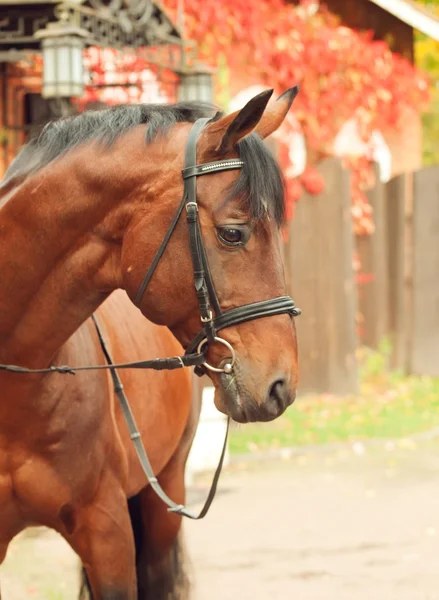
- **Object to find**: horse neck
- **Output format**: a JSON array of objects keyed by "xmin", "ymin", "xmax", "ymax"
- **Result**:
[{"xmin": 0, "ymin": 141, "xmax": 142, "ymax": 367}]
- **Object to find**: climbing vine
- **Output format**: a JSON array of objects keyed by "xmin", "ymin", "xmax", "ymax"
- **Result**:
[
  {"xmin": 161, "ymin": 0, "xmax": 430, "ymax": 234},
  {"xmin": 12, "ymin": 1, "xmax": 431, "ymax": 234}
]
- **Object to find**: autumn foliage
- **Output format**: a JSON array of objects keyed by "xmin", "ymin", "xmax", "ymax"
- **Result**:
[
  {"xmin": 37, "ymin": 0, "xmax": 427, "ymax": 234},
  {"xmin": 161, "ymin": 0, "xmax": 430, "ymax": 233}
]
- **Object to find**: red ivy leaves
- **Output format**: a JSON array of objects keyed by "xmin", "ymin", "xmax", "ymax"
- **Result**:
[
  {"xmin": 80, "ymin": 1, "xmax": 429, "ymax": 234},
  {"xmin": 163, "ymin": 0, "xmax": 430, "ymax": 233},
  {"xmin": 300, "ymin": 166, "xmax": 326, "ymax": 196},
  {"xmin": 164, "ymin": 0, "xmax": 428, "ymax": 143}
]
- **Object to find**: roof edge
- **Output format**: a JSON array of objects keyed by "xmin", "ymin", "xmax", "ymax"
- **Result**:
[{"xmin": 369, "ymin": 0, "xmax": 439, "ymax": 41}]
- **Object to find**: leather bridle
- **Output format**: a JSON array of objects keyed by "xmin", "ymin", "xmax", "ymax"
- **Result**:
[
  {"xmin": 0, "ymin": 117, "xmax": 301, "ymax": 519},
  {"xmin": 135, "ymin": 117, "xmax": 301, "ymax": 376}
]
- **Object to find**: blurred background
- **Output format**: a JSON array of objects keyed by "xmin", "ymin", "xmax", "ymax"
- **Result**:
[{"xmin": 1, "ymin": 0, "xmax": 439, "ymax": 598}]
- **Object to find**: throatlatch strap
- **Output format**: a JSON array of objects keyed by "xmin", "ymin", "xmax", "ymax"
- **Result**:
[
  {"xmin": 92, "ymin": 314, "xmax": 228, "ymax": 520},
  {"xmin": 135, "ymin": 192, "xmax": 188, "ymax": 307}
]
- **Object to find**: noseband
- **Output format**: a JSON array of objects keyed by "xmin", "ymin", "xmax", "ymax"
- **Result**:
[
  {"xmin": 0, "ymin": 117, "xmax": 301, "ymax": 519},
  {"xmin": 135, "ymin": 117, "xmax": 301, "ymax": 375}
]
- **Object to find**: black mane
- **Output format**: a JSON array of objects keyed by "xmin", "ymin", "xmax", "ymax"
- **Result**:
[{"xmin": 3, "ymin": 102, "xmax": 285, "ymax": 224}]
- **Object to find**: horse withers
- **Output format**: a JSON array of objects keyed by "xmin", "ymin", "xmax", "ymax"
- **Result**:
[{"xmin": 0, "ymin": 87, "xmax": 300, "ymax": 599}]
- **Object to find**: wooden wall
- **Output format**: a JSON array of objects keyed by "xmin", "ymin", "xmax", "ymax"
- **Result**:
[
  {"xmin": 286, "ymin": 158, "xmax": 359, "ymax": 395},
  {"xmin": 286, "ymin": 159, "xmax": 439, "ymax": 390}
]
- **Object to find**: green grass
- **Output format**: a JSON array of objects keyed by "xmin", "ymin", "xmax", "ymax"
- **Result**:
[
  {"xmin": 229, "ymin": 343, "xmax": 439, "ymax": 454},
  {"xmin": 44, "ymin": 591, "xmax": 66, "ymax": 600}
]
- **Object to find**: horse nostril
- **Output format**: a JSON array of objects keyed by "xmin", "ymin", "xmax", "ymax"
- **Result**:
[{"xmin": 267, "ymin": 378, "xmax": 293, "ymax": 411}]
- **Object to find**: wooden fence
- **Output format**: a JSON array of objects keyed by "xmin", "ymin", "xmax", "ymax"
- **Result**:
[
  {"xmin": 285, "ymin": 158, "xmax": 359, "ymax": 395},
  {"xmin": 411, "ymin": 167, "xmax": 439, "ymax": 376},
  {"xmin": 285, "ymin": 159, "xmax": 439, "ymax": 394}
]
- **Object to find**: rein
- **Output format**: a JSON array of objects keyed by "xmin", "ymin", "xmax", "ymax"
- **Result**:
[
  {"xmin": 91, "ymin": 314, "xmax": 228, "ymax": 520},
  {"xmin": 0, "ymin": 117, "xmax": 301, "ymax": 519},
  {"xmin": 0, "ymin": 352, "xmax": 204, "ymax": 376}
]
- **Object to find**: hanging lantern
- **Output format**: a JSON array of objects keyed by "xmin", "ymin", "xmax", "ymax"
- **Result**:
[
  {"xmin": 35, "ymin": 23, "xmax": 87, "ymax": 99},
  {"xmin": 178, "ymin": 64, "xmax": 214, "ymax": 103}
]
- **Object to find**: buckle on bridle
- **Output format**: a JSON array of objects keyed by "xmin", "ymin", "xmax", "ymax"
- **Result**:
[
  {"xmin": 200, "ymin": 310, "xmax": 213, "ymax": 323},
  {"xmin": 175, "ymin": 356, "xmax": 185, "ymax": 368},
  {"xmin": 186, "ymin": 201, "xmax": 198, "ymax": 212}
]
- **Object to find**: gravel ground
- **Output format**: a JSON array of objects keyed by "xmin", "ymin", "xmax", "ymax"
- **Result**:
[{"xmin": 2, "ymin": 438, "xmax": 439, "ymax": 600}]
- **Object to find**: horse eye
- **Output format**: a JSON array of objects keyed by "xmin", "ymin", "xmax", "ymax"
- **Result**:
[{"xmin": 217, "ymin": 227, "xmax": 243, "ymax": 246}]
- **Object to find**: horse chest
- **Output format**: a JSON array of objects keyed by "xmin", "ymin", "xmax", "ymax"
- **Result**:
[
  {"xmin": 0, "ymin": 430, "xmax": 96, "ymax": 539},
  {"xmin": 0, "ymin": 452, "xmax": 54, "ymax": 538},
  {"xmin": 0, "ymin": 445, "xmax": 62, "ymax": 511}
]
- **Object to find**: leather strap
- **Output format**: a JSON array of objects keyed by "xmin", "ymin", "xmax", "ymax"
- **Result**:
[
  {"xmin": 182, "ymin": 159, "xmax": 245, "ymax": 180},
  {"xmin": 186, "ymin": 296, "xmax": 301, "ymax": 360},
  {"xmin": 135, "ymin": 192, "xmax": 187, "ymax": 307},
  {"xmin": 186, "ymin": 203, "xmax": 216, "ymax": 339},
  {"xmin": 183, "ymin": 118, "xmax": 218, "ymax": 341},
  {"xmin": 92, "ymin": 314, "xmax": 228, "ymax": 520},
  {"xmin": 199, "ymin": 234, "xmax": 222, "ymax": 316},
  {"xmin": 0, "ymin": 342, "xmax": 204, "ymax": 375}
]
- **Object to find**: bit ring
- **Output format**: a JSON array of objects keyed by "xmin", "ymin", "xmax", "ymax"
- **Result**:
[{"xmin": 197, "ymin": 336, "xmax": 236, "ymax": 373}]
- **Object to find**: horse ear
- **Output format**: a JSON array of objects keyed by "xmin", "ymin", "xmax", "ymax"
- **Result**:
[
  {"xmin": 206, "ymin": 86, "xmax": 300, "ymax": 154},
  {"xmin": 207, "ymin": 89, "xmax": 274, "ymax": 155},
  {"xmin": 254, "ymin": 86, "xmax": 300, "ymax": 139}
]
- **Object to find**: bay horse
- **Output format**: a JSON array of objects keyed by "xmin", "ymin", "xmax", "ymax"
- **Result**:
[{"xmin": 0, "ymin": 87, "xmax": 300, "ymax": 599}]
